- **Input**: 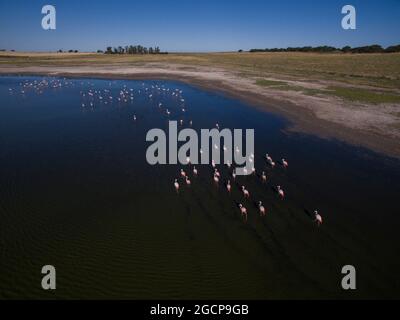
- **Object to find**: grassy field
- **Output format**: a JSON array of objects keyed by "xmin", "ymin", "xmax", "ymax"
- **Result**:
[{"xmin": 1, "ymin": 51, "xmax": 400, "ymax": 103}]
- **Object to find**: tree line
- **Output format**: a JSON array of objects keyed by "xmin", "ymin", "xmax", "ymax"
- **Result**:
[
  {"xmin": 247, "ymin": 44, "xmax": 400, "ymax": 54},
  {"xmin": 102, "ymin": 45, "xmax": 167, "ymax": 55}
]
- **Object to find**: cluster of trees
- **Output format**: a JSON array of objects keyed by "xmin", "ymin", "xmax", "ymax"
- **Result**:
[
  {"xmin": 57, "ymin": 49, "xmax": 79, "ymax": 53},
  {"xmin": 247, "ymin": 44, "xmax": 400, "ymax": 54},
  {"xmin": 104, "ymin": 45, "xmax": 167, "ymax": 55}
]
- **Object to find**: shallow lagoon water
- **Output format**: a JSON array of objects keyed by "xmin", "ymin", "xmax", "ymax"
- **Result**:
[{"xmin": 0, "ymin": 76, "xmax": 400, "ymax": 299}]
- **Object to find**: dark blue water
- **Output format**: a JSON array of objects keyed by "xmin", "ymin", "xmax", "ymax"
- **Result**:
[{"xmin": 0, "ymin": 76, "xmax": 399, "ymax": 299}]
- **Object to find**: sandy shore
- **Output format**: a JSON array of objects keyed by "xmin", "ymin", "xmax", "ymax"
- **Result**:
[{"xmin": 1, "ymin": 64, "xmax": 399, "ymax": 159}]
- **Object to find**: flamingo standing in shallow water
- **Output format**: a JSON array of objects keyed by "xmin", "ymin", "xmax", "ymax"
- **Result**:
[
  {"xmin": 261, "ymin": 171, "xmax": 267, "ymax": 183},
  {"xmin": 193, "ymin": 166, "xmax": 198, "ymax": 176},
  {"xmin": 314, "ymin": 210, "xmax": 323, "ymax": 226},
  {"xmin": 213, "ymin": 174, "xmax": 219, "ymax": 184},
  {"xmin": 226, "ymin": 180, "xmax": 232, "ymax": 193},
  {"xmin": 174, "ymin": 179, "xmax": 180, "ymax": 192},
  {"xmin": 180, "ymin": 169, "xmax": 186, "ymax": 178},
  {"xmin": 185, "ymin": 176, "xmax": 191, "ymax": 186},
  {"xmin": 239, "ymin": 204, "xmax": 248, "ymax": 222},
  {"xmin": 258, "ymin": 201, "xmax": 266, "ymax": 216},
  {"xmin": 277, "ymin": 186, "xmax": 285, "ymax": 199},
  {"xmin": 282, "ymin": 158, "xmax": 288, "ymax": 168},
  {"xmin": 266, "ymin": 154, "xmax": 275, "ymax": 167},
  {"xmin": 241, "ymin": 186, "xmax": 250, "ymax": 199}
]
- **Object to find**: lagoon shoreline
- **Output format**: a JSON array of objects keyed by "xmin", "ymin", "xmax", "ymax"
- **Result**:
[{"xmin": 1, "ymin": 64, "xmax": 399, "ymax": 160}]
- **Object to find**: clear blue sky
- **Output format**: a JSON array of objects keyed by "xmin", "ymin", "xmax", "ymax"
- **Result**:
[{"xmin": 0, "ymin": 0, "xmax": 399, "ymax": 52}]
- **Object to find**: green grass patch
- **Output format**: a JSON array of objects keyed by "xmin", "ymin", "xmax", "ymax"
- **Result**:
[
  {"xmin": 255, "ymin": 79, "xmax": 287, "ymax": 87},
  {"xmin": 326, "ymin": 86, "xmax": 400, "ymax": 104}
]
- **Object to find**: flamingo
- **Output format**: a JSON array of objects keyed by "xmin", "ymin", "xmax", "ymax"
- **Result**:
[
  {"xmin": 213, "ymin": 174, "xmax": 219, "ymax": 184},
  {"xmin": 241, "ymin": 186, "xmax": 250, "ymax": 198},
  {"xmin": 226, "ymin": 180, "xmax": 232, "ymax": 193},
  {"xmin": 270, "ymin": 160, "xmax": 276, "ymax": 168},
  {"xmin": 266, "ymin": 154, "xmax": 272, "ymax": 163},
  {"xmin": 211, "ymin": 160, "xmax": 216, "ymax": 168},
  {"xmin": 193, "ymin": 166, "xmax": 198, "ymax": 176},
  {"xmin": 282, "ymin": 158, "xmax": 288, "ymax": 168},
  {"xmin": 174, "ymin": 179, "xmax": 180, "ymax": 192},
  {"xmin": 214, "ymin": 169, "xmax": 220, "ymax": 178},
  {"xmin": 180, "ymin": 169, "xmax": 186, "ymax": 178},
  {"xmin": 133, "ymin": 115, "xmax": 137, "ymax": 121},
  {"xmin": 232, "ymin": 171, "xmax": 236, "ymax": 180},
  {"xmin": 314, "ymin": 210, "xmax": 323, "ymax": 226},
  {"xmin": 258, "ymin": 201, "xmax": 266, "ymax": 216},
  {"xmin": 261, "ymin": 171, "xmax": 267, "ymax": 183},
  {"xmin": 277, "ymin": 186, "xmax": 285, "ymax": 199},
  {"xmin": 185, "ymin": 176, "xmax": 191, "ymax": 186},
  {"xmin": 239, "ymin": 204, "xmax": 248, "ymax": 222}
]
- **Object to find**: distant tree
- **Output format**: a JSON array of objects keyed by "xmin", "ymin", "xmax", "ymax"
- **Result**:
[
  {"xmin": 238, "ymin": 49, "xmax": 243, "ymax": 52},
  {"xmin": 351, "ymin": 45, "xmax": 384, "ymax": 53},
  {"xmin": 97, "ymin": 50, "xmax": 104, "ymax": 53},
  {"xmin": 104, "ymin": 44, "xmax": 164, "ymax": 55},
  {"xmin": 385, "ymin": 45, "xmax": 400, "ymax": 53},
  {"xmin": 342, "ymin": 46, "xmax": 352, "ymax": 53}
]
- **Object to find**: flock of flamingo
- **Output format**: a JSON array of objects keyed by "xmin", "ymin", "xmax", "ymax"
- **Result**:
[
  {"xmin": 8, "ymin": 77, "xmax": 323, "ymax": 227},
  {"xmin": 173, "ymin": 152, "xmax": 322, "ymax": 226}
]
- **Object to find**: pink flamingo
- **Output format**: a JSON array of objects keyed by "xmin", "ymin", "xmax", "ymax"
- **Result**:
[
  {"xmin": 239, "ymin": 204, "xmax": 248, "ymax": 222},
  {"xmin": 211, "ymin": 160, "xmax": 216, "ymax": 168},
  {"xmin": 277, "ymin": 186, "xmax": 285, "ymax": 199},
  {"xmin": 226, "ymin": 180, "xmax": 232, "ymax": 193},
  {"xmin": 213, "ymin": 174, "xmax": 219, "ymax": 184},
  {"xmin": 258, "ymin": 201, "xmax": 266, "ymax": 216},
  {"xmin": 174, "ymin": 179, "xmax": 180, "ymax": 192},
  {"xmin": 266, "ymin": 154, "xmax": 275, "ymax": 167},
  {"xmin": 261, "ymin": 171, "xmax": 267, "ymax": 183},
  {"xmin": 185, "ymin": 176, "xmax": 191, "ymax": 186},
  {"xmin": 214, "ymin": 169, "xmax": 220, "ymax": 178},
  {"xmin": 193, "ymin": 166, "xmax": 198, "ymax": 176},
  {"xmin": 180, "ymin": 169, "xmax": 186, "ymax": 178},
  {"xmin": 241, "ymin": 186, "xmax": 250, "ymax": 198},
  {"xmin": 314, "ymin": 210, "xmax": 323, "ymax": 226},
  {"xmin": 282, "ymin": 158, "xmax": 288, "ymax": 168}
]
